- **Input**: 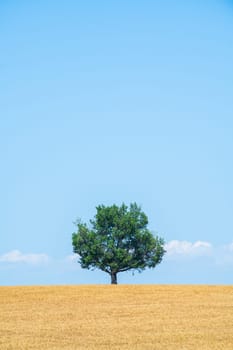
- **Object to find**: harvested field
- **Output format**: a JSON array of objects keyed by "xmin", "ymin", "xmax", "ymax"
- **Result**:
[{"xmin": 0, "ymin": 285, "xmax": 232, "ymax": 349}]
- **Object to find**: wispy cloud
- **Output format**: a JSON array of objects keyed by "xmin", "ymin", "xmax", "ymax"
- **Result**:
[
  {"xmin": 64, "ymin": 254, "xmax": 79, "ymax": 263},
  {"xmin": 165, "ymin": 240, "xmax": 212, "ymax": 258},
  {"xmin": 0, "ymin": 250, "xmax": 80, "ymax": 268},
  {"xmin": 164, "ymin": 240, "xmax": 233, "ymax": 267},
  {"xmin": 226, "ymin": 242, "xmax": 233, "ymax": 252},
  {"xmin": 0, "ymin": 250, "xmax": 50, "ymax": 265},
  {"xmin": 214, "ymin": 242, "xmax": 233, "ymax": 266}
]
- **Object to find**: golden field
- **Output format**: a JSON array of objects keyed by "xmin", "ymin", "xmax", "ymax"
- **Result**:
[{"xmin": 0, "ymin": 285, "xmax": 233, "ymax": 349}]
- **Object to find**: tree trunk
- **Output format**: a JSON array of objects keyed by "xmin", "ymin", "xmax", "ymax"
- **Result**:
[{"xmin": 111, "ymin": 272, "xmax": 117, "ymax": 284}]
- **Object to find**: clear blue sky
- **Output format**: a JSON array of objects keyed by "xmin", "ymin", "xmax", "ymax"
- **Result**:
[{"xmin": 1, "ymin": 0, "xmax": 233, "ymax": 285}]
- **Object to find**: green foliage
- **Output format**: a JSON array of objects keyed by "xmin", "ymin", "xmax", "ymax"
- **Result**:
[{"xmin": 72, "ymin": 203, "xmax": 165, "ymax": 284}]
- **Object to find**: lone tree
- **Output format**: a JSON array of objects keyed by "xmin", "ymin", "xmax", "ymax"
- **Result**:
[{"xmin": 72, "ymin": 203, "xmax": 165, "ymax": 284}]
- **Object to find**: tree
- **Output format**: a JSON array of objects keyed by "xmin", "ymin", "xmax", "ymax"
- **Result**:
[{"xmin": 72, "ymin": 203, "xmax": 165, "ymax": 284}]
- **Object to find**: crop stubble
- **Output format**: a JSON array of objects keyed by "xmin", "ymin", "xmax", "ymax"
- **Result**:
[{"xmin": 0, "ymin": 285, "xmax": 232, "ymax": 349}]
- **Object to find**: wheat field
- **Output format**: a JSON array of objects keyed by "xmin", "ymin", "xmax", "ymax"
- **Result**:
[{"xmin": 0, "ymin": 285, "xmax": 233, "ymax": 349}]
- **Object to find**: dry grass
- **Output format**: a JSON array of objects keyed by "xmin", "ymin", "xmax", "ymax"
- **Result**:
[{"xmin": 0, "ymin": 285, "xmax": 233, "ymax": 349}]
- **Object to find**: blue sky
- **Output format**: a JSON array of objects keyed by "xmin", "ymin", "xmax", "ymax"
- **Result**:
[{"xmin": 1, "ymin": 0, "xmax": 233, "ymax": 285}]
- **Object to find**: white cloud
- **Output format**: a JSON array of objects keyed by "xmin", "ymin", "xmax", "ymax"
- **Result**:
[
  {"xmin": 164, "ymin": 240, "xmax": 233, "ymax": 266},
  {"xmin": 65, "ymin": 254, "xmax": 79, "ymax": 263},
  {"xmin": 214, "ymin": 242, "xmax": 233, "ymax": 266},
  {"xmin": 0, "ymin": 250, "xmax": 50, "ymax": 265},
  {"xmin": 226, "ymin": 242, "xmax": 233, "ymax": 252},
  {"xmin": 165, "ymin": 240, "xmax": 213, "ymax": 258}
]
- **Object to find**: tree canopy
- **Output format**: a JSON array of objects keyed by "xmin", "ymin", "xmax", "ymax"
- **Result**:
[{"xmin": 72, "ymin": 203, "xmax": 165, "ymax": 284}]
